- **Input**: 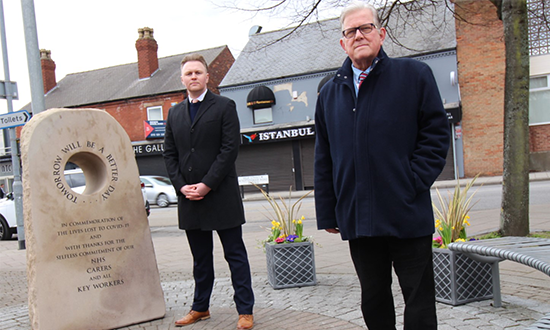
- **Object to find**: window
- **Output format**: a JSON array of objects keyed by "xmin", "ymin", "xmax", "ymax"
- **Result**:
[
  {"xmin": 253, "ymin": 108, "xmax": 273, "ymax": 124},
  {"xmin": 528, "ymin": 0, "xmax": 550, "ymax": 56},
  {"xmin": 529, "ymin": 74, "xmax": 550, "ymax": 125},
  {"xmin": 147, "ymin": 106, "xmax": 163, "ymax": 120}
]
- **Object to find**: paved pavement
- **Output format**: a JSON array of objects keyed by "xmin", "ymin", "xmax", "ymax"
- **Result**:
[{"xmin": 1, "ymin": 172, "xmax": 549, "ymax": 329}]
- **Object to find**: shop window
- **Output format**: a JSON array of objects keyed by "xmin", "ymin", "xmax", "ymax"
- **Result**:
[
  {"xmin": 147, "ymin": 106, "xmax": 163, "ymax": 121},
  {"xmin": 529, "ymin": 74, "xmax": 550, "ymax": 125},
  {"xmin": 254, "ymin": 108, "xmax": 273, "ymax": 124}
]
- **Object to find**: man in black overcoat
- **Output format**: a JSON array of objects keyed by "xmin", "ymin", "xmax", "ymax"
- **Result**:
[
  {"xmin": 163, "ymin": 54, "xmax": 254, "ymax": 330},
  {"xmin": 315, "ymin": 2, "xmax": 449, "ymax": 329}
]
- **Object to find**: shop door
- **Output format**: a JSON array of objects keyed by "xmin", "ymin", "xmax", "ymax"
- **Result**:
[{"xmin": 236, "ymin": 142, "xmax": 294, "ymax": 193}]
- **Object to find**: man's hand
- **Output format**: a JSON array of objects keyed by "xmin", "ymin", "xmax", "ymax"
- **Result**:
[
  {"xmin": 181, "ymin": 183, "xmax": 211, "ymax": 201},
  {"xmin": 325, "ymin": 228, "xmax": 340, "ymax": 234}
]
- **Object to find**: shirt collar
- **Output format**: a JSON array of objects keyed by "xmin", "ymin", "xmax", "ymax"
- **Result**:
[
  {"xmin": 189, "ymin": 90, "xmax": 207, "ymax": 103},
  {"xmin": 352, "ymin": 58, "xmax": 380, "ymax": 84}
]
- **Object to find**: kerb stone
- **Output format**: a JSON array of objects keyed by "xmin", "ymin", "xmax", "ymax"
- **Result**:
[{"xmin": 21, "ymin": 108, "xmax": 165, "ymax": 330}]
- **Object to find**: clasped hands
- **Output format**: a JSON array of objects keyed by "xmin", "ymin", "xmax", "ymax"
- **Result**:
[{"xmin": 181, "ymin": 183, "xmax": 211, "ymax": 201}]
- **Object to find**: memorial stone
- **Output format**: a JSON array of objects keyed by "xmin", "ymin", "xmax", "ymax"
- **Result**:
[{"xmin": 21, "ymin": 108, "xmax": 166, "ymax": 330}]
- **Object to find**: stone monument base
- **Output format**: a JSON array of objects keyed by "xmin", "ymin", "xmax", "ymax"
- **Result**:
[{"xmin": 21, "ymin": 109, "xmax": 165, "ymax": 330}]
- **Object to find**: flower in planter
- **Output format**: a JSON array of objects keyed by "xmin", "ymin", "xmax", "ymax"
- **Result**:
[
  {"xmin": 432, "ymin": 175, "xmax": 480, "ymax": 249},
  {"xmin": 253, "ymin": 184, "xmax": 313, "ymax": 246}
]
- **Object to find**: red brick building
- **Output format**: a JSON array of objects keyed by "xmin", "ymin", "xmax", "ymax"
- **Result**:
[
  {"xmin": 454, "ymin": 0, "xmax": 506, "ymax": 176},
  {"xmin": 455, "ymin": 0, "xmax": 550, "ymax": 176},
  {"xmin": 30, "ymin": 27, "xmax": 234, "ymax": 176}
]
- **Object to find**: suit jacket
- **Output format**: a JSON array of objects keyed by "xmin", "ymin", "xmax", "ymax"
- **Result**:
[{"xmin": 163, "ymin": 90, "xmax": 245, "ymax": 230}]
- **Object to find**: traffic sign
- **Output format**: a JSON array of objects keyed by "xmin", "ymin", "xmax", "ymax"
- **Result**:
[
  {"xmin": 0, "ymin": 110, "xmax": 31, "ymax": 130},
  {"xmin": 0, "ymin": 81, "xmax": 18, "ymax": 100}
]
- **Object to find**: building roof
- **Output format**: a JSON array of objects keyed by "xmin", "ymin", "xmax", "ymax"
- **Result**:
[
  {"xmin": 220, "ymin": 3, "xmax": 456, "ymax": 87},
  {"xmin": 30, "ymin": 45, "xmax": 228, "ymax": 109}
]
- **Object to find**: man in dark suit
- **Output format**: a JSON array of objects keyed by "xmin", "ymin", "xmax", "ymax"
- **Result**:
[{"xmin": 163, "ymin": 54, "xmax": 254, "ymax": 329}]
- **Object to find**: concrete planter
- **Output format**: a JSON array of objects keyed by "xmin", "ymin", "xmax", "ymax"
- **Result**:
[
  {"xmin": 266, "ymin": 241, "xmax": 317, "ymax": 289},
  {"xmin": 433, "ymin": 247, "xmax": 494, "ymax": 305}
]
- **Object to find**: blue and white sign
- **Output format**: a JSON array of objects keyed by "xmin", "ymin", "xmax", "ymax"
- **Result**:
[{"xmin": 0, "ymin": 110, "xmax": 30, "ymax": 130}]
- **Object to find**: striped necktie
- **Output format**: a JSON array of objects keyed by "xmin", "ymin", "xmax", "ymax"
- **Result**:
[{"xmin": 358, "ymin": 71, "xmax": 368, "ymax": 87}]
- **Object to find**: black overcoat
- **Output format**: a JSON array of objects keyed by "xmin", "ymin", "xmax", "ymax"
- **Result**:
[
  {"xmin": 163, "ymin": 91, "xmax": 245, "ymax": 230},
  {"xmin": 315, "ymin": 49, "xmax": 450, "ymax": 240}
]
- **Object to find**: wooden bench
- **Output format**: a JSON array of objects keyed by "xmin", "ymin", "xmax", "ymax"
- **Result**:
[
  {"xmin": 448, "ymin": 237, "xmax": 550, "ymax": 328},
  {"xmin": 238, "ymin": 174, "xmax": 269, "ymax": 198}
]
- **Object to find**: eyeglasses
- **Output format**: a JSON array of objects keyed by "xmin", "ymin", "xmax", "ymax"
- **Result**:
[{"xmin": 342, "ymin": 23, "xmax": 377, "ymax": 39}]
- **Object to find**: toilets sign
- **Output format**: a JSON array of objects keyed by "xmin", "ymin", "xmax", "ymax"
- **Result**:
[{"xmin": 0, "ymin": 110, "xmax": 30, "ymax": 130}]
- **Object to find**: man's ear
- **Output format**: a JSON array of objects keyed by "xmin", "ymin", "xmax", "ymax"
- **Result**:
[
  {"xmin": 379, "ymin": 27, "xmax": 387, "ymax": 45},
  {"xmin": 339, "ymin": 38, "xmax": 348, "ymax": 55}
]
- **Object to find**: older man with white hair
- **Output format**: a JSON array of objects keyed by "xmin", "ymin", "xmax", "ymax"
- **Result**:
[{"xmin": 315, "ymin": 2, "xmax": 450, "ymax": 329}]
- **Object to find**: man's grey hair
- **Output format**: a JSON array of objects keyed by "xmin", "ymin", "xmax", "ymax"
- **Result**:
[{"xmin": 340, "ymin": 1, "xmax": 381, "ymax": 29}]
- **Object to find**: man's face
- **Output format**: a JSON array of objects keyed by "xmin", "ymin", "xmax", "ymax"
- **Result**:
[
  {"xmin": 180, "ymin": 61, "xmax": 209, "ymax": 96},
  {"xmin": 340, "ymin": 8, "xmax": 386, "ymax": 70}
]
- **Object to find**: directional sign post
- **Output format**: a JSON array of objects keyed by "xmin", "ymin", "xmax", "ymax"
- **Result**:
[{"xmin": 0, "ymin": 110, "xmax": 30, "ymax": 130}]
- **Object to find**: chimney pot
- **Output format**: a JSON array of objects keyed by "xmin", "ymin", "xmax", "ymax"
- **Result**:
[
  {"xmin": 40, "ymin": 49, "xmax": 56, "ymax": 94},
  {"xmin": 40, "ymin": 49, "xmax": 52, "ymax": 60},
  {"xmin": 136, "ymin": 27, "xmax": 159, "ymax": 79}
]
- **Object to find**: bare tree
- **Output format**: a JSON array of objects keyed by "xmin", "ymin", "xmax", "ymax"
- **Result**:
[
  {"xmin": 224, "ymin": 0, "xmax": 548, "ymax": 236},
  {"xmin": 486, "ymin": 0, "xmax": 530, "ymax": 236}
]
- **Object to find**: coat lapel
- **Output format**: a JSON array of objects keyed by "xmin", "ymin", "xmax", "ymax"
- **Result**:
[{"xmin": 178, "ymin": 101, "xmax": 192, "ymax": 126}]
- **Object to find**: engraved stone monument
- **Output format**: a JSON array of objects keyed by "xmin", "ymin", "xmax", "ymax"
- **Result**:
[{"xmin": 21, "ymin": 108, "xmax": 165, "ymax": 330}]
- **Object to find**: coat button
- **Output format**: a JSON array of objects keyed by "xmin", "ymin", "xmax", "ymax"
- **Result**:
[
  {"xmin": 191, "ymin": 128, "xmax": 194, "ymax": 133},
  {"xmin": 191, "ymin": 148, "xmax": 195, "ymax": 153},
  {"xmin": 188, "ymin": 167, "xmax": 192, "ymax": 171}
]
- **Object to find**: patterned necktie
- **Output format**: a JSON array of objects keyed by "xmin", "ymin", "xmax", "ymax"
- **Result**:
[{"xmin": 358, "ymin": 71, "xmax": 368, "ymax": 88}]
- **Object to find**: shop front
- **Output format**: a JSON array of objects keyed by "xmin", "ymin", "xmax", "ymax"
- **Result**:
[{"xmin": 236, "ymin": 124, "xmax": 315, "ymax": 193}]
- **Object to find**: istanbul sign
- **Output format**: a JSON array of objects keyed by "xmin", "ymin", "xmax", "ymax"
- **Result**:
[{"xmin": 241, "ymin": 125, "xmax": 315, "ymax": 145}]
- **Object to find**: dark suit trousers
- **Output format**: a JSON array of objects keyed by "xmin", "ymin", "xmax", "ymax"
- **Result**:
[
  {"xmin": 348, "ymin": 235, "xmax": 437, "ymax": 330},
  {"xmin": 185, "ymin": 226, "xmax": 254, "ymax": 315}
]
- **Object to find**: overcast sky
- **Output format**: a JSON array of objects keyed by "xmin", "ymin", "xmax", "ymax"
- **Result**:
[{"xmin": 0, "ymin": 0, "xmax": 307, "ymax": 113}]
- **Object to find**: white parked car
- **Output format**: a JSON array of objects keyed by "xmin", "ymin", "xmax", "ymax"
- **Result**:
[
  {"xmin": 140, "ymin": 176, "xmax": 178, "ymax": 207},
  {"xmin": 0, "ymin": 170, "xmax": 150, "ymax": 241},
  {"xmin": 0, "ymin": 195, "xmax": 16, "ymax": 240}
]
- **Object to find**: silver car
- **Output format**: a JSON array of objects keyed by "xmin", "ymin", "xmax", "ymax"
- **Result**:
[{"xmin": 140, "ymin": 176, "xmax": 178, "ymax": 207}]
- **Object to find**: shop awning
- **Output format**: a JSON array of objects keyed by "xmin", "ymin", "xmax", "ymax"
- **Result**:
[
  {"xmin": 444, "ymin": 102, "xmax": 462, "ymax": 124},
  {"xmin": 246, "ymin": 86, "xmax": 276, "ymax": 109}
]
